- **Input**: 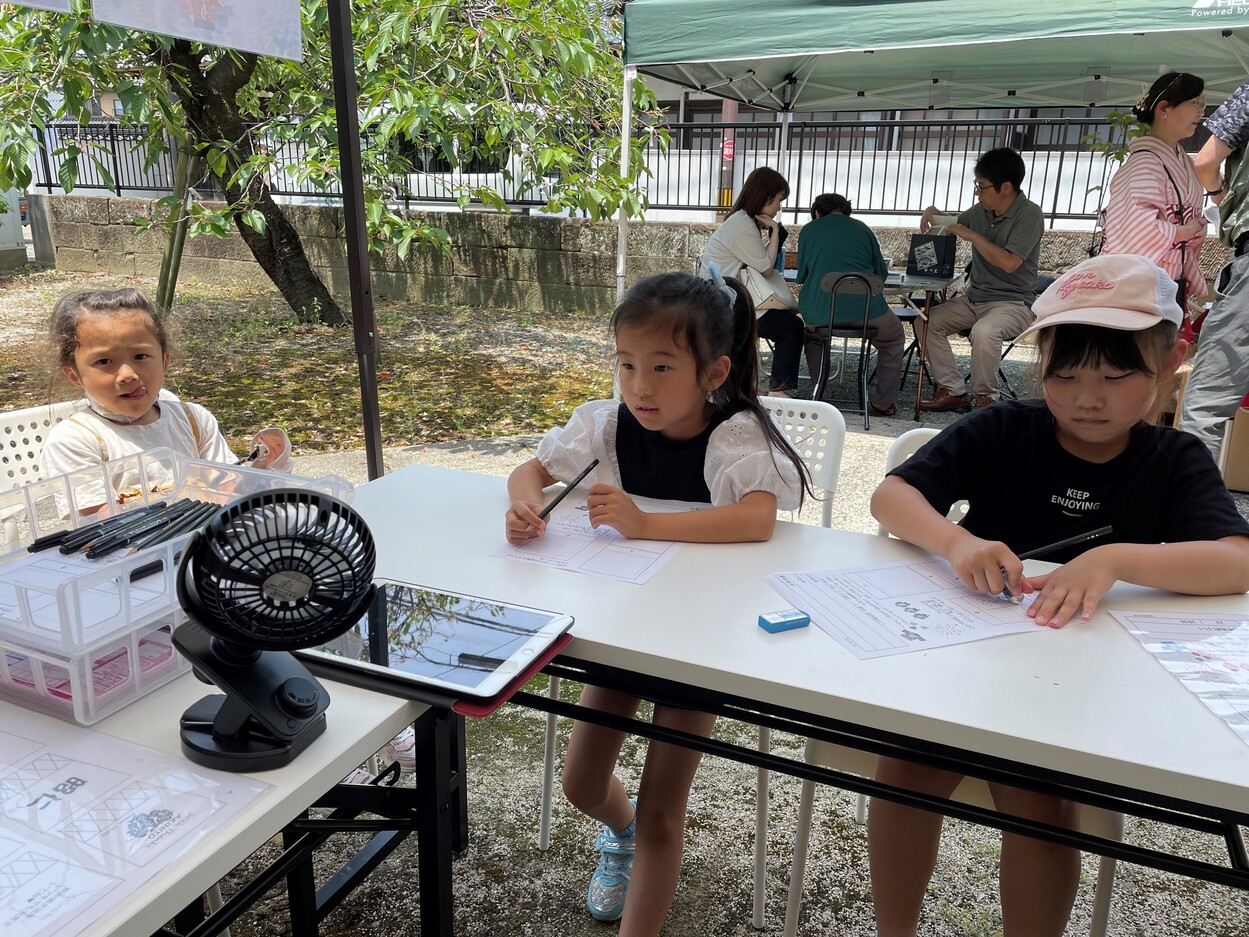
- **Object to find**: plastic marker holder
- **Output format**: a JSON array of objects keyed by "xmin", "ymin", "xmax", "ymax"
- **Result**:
[{"xmin": 758, "ymin": 609, "xmax": 810, "ymax": 634}]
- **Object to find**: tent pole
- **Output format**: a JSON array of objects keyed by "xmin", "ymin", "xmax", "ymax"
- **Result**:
[
  {"xmin": 328, "ymin": 0, "xmax": 384, "ymax": 481},
  {"xmin": 777, "ymin": 77, "xmax": 796, "ymax": 222},
  {"xmin": 777, "ymin": 111, "xmax": 792, "ymax": 222},
  {"xmin": 616, "ymin": 65, "xmax": 636, "ymax": 302}
]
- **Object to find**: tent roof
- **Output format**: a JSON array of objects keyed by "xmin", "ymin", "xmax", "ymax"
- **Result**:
[{"xmin": 623, "ymin": 0, "xmax": 1249, "ymax": 111}]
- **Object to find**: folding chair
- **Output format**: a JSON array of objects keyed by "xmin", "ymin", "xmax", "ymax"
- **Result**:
[{"xmin": 809, "ymin": 272, "xmax": 885, "ymax": 430}]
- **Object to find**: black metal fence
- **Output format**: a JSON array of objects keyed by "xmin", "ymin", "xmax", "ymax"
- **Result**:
[
  {"xmin": 29, "ymin": 115, "xmax": 1186, "ymax": 224},
  {"xmin": 646, "ymin": 117, "xmax": 1156, "ymax": 225}
]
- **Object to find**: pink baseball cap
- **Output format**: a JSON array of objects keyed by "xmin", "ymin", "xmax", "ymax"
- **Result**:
[{"xmin": 1017, "ymin": 254, "xmax": 1184, "ymax": 340}]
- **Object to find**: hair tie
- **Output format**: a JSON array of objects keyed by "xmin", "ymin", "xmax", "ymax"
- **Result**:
[{"xmin": 700, "ymin": 260, "xmax": 738, "ymax": 306}]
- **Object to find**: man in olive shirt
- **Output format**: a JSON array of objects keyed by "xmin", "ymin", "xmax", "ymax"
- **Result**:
[{"xmin": 918, "ymin": 147, "xmax": 1044, "ymax": 411}]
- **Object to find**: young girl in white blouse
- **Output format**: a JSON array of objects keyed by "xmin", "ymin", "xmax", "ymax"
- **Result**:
[
  {"xmin": 505, "ymin": 270, "xmax": 810, "ymax": 935},
  {"xmin": 39, "ymin": 288, "xmax": 235, "ymax": 511}
]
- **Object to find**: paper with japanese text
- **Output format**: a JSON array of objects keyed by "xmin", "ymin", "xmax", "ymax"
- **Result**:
[
  {"xmin": 767, "ymin": 557, "xmax": 1039, "ymax": 659},
  {"xmin": 0, "ymin": 704, "xmax": 269, "ymax": 937},
  {"xmin": 494, "ymin": 493, "xmax": 703, "ymax": 585},
  {"xmin": 1113, "ymin": 609, "xmax": 1249, "ymax": 744}
]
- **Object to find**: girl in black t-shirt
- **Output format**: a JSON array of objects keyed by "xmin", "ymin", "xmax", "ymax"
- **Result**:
[
  {"xmin": 504, "ymin": 270, "xmax": 810, "ymax": 932},
  {"xmin": 868, "ymin": 254, "xmax": 1249, "ymax": 937}
]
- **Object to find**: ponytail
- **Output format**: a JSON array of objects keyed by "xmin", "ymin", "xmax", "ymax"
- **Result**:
[{"xmin": 715, "ymin": 277, "xmax": 813, "ymax": 505}]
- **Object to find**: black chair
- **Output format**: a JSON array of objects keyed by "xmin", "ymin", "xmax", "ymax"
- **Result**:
[{"xmin": 811, "ymin": 272, "xmax": 884, "ymax": 430}]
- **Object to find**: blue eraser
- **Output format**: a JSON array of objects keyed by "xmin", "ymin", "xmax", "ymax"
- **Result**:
[{"xmin": 758, "ymin": 609, "xmax": 810, "ymax": 633}]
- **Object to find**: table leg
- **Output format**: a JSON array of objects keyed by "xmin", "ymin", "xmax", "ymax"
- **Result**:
[
  {"xmin": 415, "ymin": 708, "xmax": 456, "ymax": 937},
  {"xmin": 172, "ymin": 899, "xmax": 207, "ymax": 934},
  {"xmin": 283, "ymin": 816, "xmax": 318, "ymax": 937},
  {"xmin": 912, "ymin": 292, "xmax": 934, "ymax": 422},
  {"xmin": 451, "ymin": 712, "xmax": 469, "ymax": 850}
]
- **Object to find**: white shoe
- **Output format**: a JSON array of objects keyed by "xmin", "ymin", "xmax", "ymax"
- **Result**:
[{"xmin": 383, "ymin": 726, "xmax": 417, "ymax": 772}]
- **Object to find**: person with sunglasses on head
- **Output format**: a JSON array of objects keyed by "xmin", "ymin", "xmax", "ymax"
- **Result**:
[
  {"xmin": 915, "ymin": 146, "xmax": 1045, "ymax": 412},
  {"xmin": 1182, "ymin": 74, "xmax": 1249, "ymax": 460},
  {"xmin": 1101, "ymin": 70, "xmax": 1208, "ymax": 330}
]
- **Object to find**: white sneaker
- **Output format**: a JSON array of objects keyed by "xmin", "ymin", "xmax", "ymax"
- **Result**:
[
  {"xmin": 383, "ymin": 726, "xmax": 417, "ymax": 772},
  {"xmin": 341, "ymin": 766, "xmax": 374, "ymax": 785}
]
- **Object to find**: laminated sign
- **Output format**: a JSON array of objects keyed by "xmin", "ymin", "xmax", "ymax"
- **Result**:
[
  {"xmin": 93, "ymin": 0, "xmax": 303, "ymax": 61},
  {"xmin": 906, "ymin": 233, "xmax": 956, "ymax": 279}
]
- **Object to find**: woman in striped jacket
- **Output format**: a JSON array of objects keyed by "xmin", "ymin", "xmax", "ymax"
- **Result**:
[{"xmin": 1101, "ymin": 71, "xmax": 1209, "ymax": 312}]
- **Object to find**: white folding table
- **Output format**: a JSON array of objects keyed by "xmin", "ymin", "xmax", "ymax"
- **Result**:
[
  {"xmin": 353, "ymin": 464, "xmax": 1249, "ymax": 900},
  {"xmin": 67, "ymin": 674, "xmax": 431, "ymax": 937}
]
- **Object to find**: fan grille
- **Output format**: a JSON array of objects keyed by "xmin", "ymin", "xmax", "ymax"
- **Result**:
[{"xmin": 180, "ymin": 489, "xmax": 376, "ymax": 650}]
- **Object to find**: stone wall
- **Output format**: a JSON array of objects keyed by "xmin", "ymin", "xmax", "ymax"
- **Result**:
[{"xmin": 32, "ymin": 194, "xmax": 1234, "ymax": 313}]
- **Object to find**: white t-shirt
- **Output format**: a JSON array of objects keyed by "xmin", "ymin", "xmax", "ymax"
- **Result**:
[
  {"xmin": 535, "ymin": 399, "xmax": 803, "ymax": 511},
  {"xmin": 40, "ymin": 391, "xmax": 236, "ymax": 509}
]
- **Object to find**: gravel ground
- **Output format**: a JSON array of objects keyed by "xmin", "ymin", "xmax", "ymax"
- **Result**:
[{"xmin": 207, "ymin": 345, "xmax": 1249, "ymax": 937}]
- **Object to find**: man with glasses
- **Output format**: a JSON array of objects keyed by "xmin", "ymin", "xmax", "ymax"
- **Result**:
[
  {"xmin": 1183, "ymin": 77, "xmax": 1249, "ymax": 460},
  {"xmin": 917, "ymin": 146, "xmax": 1044, "ymax": 412}
]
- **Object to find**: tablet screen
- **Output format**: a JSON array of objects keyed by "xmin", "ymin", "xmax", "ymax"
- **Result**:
[{"xmin": 298, "ymin": 580, "xmax": 574, "ymax": 698}]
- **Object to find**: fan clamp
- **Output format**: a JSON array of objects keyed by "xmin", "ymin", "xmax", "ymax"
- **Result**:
[{"xmin": 171, "ymin": 490, "xmax": 377, "ymax": 772}]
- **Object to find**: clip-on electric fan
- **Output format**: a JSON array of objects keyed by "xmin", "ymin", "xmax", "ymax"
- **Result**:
[{"xmin": 172, "ymin": 489, "xmax": 376, "ymax": 771}]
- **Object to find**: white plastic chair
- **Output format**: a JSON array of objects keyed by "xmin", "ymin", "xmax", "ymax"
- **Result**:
[
  {"xmin": 537, "ymin": 399, "xmax": 848, "ymax": 860},
  {"xmin": 775, "ymin": 426, "xmax": 1122, "ymax": 937},
  {"xmin": 0, "ymin": 400, "xmax": 87, "ymax": 542},
  {"xmin": 749, "ymin": 399, "xmax": 846, "ymax": 926}
]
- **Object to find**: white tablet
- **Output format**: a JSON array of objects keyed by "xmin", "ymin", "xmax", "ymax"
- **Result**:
[{"xmin": 297, "ymin": 579, "xmax": 574, "ymax": 698}]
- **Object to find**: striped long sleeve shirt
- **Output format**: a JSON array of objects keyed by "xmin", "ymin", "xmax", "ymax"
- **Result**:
[{"xmin": 1101, "ymin": 136, "xmax": 1206, "ymax": 292}]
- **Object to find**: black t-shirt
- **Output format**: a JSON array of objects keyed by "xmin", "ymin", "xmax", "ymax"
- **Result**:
[
  {"xmin": 889, "ymin": 400, "xmax": 1249, "ymax": 564},
  {"xmin": 614, "ymin": 402, "xmax": 732, "ymax": 503}
]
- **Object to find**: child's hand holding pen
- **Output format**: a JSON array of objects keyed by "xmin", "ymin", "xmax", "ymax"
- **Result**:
[
  {"xmin": 505, "ymin": 500, "xmax": 547, "ymax": 544},
  {"xmin": 947, "ymin": 534, "xmax": 1029, "ymax": 602},
  {"xmin": 505, "ymin": 458, "xmax": 600, "ymax": 545},
  {"xmin": 950, "ymin": 526, "xmax": 1116, "ymax": 626}
]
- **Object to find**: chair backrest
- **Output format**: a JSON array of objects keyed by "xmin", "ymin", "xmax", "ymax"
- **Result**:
[
  {"xmin": 759, "ymin": 397, "xmax": 846, "ymax": 528},
  {"xmin": 875, "ymin": 427, "xmax": 967, "ymax": 535},
  {"xmin": 0, "ymin": 400, "xmax": 88, "ymax": 493},
  {"xmin": 819, "ymin": 272, "xmax": 883, "ymax": 331}
]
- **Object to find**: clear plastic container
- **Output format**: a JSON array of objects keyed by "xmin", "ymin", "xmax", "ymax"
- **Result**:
[
  {"xmin": 0, "ymin": 609, "xmax": 191, "ymax": 724},
  {"xmin": 0, "ymin": 447, "xmax": 354, "ymax": 656}
]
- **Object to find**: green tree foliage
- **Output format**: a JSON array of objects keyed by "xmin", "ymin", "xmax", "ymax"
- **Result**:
[{"xmin": 0, "ymin": 0, "xmax": 663, "ymax": 324}]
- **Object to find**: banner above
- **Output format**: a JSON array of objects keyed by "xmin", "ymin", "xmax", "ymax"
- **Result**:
[
  {"xmin": 91, "ymin": 0, "xmax": 303, "ymax": 61},
  {"xmin": 8, "ymin": 1, "xmax": 73, "ymax": 11}
]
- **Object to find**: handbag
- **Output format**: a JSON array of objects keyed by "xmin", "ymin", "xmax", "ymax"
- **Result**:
[{"xmin": 737, "ymin": 264, "xmax": 797, "ymax": 311}]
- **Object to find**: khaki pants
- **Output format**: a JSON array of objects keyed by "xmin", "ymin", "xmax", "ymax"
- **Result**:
[{"xmin": 923, "ymin": 294, "xmax": 1033, "ymax": 399}]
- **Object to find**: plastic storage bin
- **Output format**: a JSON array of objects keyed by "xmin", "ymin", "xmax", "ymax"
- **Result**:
[
  {"xmin": 0, "ymin": 609, "xmax": 191, "ymax": 724},
  {"xmin": 0, "ymin": 447, "xmax": 354, "ymax": 722}
]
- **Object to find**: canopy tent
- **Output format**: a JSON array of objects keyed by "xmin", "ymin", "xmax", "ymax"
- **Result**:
[
  {"xmin": 610, "ymin": 0, "xmax": 1249, "ymax": 297},
  {"xmin": 621, "ymin": 0, "xmax": 1249, "ymax": 111}
]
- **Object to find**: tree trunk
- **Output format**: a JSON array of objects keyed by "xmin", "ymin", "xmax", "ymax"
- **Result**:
[{"xmin": 158, "ymin": 43, "xmax": 345, "ymax": 326}]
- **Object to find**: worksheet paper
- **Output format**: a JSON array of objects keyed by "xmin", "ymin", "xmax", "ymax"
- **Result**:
[
  {"xmin": 1112, "ymin": 610, "xmax": 1249, "ymax": 744},
  {"xmin": 767, "ymin": 558, "xmax": 1039, "ymax": 660},
  {"xmin": 494, "ymin": 493, "xmax": 700, "ymax": 585},
  {"xmin": 0, "ymin": 705, "xmax": 270, "ymax": 937}
]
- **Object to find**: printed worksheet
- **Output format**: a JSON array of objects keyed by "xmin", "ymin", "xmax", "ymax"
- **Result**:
[
  {"xmin": 767, "ymin": 557, "xmax": 1039, "ymax": 660},
  {"xmin": 494, "ymin": 493, "xmax": 704, "ymax": 585},
  {"xmin": 0, "ymin": 705, "xmax": 269, "ymax": 937},
  {"xmin": 1112, "ymin": 610, "xmax": 1249, "ymax": 744}
]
